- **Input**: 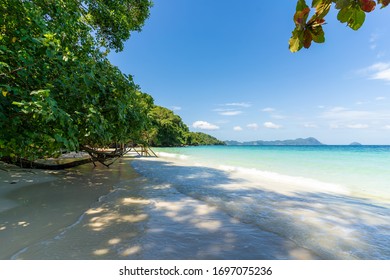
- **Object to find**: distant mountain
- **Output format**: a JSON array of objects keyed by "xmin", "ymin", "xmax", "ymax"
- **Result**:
[
  {"xmin": 349, "ymin": 142, "xmax": 362, "ymax": 146},
  {"xmin": 224, "ymin": 137, "xmax": 324, "ymax": 146}
]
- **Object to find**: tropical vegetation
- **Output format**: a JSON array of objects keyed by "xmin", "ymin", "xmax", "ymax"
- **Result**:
[{"xmin": 0, "ymin": 0, "xmax": 222, "ymax": 167}]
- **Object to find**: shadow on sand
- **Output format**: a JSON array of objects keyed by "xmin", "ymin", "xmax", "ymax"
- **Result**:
[{"xmin": 4, "ymin": 158, "xmax": 390, "ymax": 260}]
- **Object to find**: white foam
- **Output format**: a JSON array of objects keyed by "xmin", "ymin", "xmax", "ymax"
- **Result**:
[
  {"xmin": 156, "ymin": 152, "xmax": 189, "ymax": 160},
  {"xmin": 218, "ymin": 164, "xmax": 351, "ymax": 195}
]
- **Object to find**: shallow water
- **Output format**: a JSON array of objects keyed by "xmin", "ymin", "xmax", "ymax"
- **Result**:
[
  {"xmin": 132, "ymin": 153, "xmax": 390, "ymax": 260},
  {"xmin": 155, "ymin": 145, "xmax": 390, "ymax": 200}
]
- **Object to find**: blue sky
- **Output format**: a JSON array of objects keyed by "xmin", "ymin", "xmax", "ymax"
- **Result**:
[{"xmin": 109, "ymin": 0, "xmax": 390, "ymax": 144}]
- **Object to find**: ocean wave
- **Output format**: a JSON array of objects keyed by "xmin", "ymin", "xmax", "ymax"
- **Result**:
[
  {"xmin": 217, "ymin": 164, "xmax": 350, "ymax": 195},
  {"xmin": 156, "ymin": 151, "xmax": 189, "ymax": 160}
]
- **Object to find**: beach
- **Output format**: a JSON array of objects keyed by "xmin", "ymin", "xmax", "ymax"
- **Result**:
[
  {"xmin": 1, "ymin": 156, "xmax": 318, "ymax": 260},
  {"xmin": 0, "ymin": 159, "xmax": 135, "ymax": 259},
  {"xmin": 1, "ymin": 149, "xmax": 389, "ymax": 260}
]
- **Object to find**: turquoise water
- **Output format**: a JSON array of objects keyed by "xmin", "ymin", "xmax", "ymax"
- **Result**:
[{"xmin": 155, "ymin": 145, "xmax": 390, "ymax": 200}]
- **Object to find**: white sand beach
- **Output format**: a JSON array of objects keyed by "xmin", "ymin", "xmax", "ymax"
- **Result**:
[
  {"xmin": 0, "ymin": 157, "xmax": 320, "ymax": 260},
  {"xmin": 2, "ymin": 153, "xmax": 390, "ymax": 260}
]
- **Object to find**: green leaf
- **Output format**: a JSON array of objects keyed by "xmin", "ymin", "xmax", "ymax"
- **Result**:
[
  {"xmin": 337, "ymin": 7, "xmax": 353, "ymax": 23},
  {"xmin": 12, "ymin": 101, "xmax": 23, "ymax": 107},
  {"xmin": 335, "ymin": 0, "xmax": 351, "ymax": 10},
  {"xmin": 337, "ymin": 5, "xmax": 366, "ymax": 30},
  {"xmin": 303, "ymin": 29, "xmax": 313, "ymax": 48},
  {"xmin": 349, "ymin": 7, "xmax": 366, "ymax": 30},
  {"xmin": 310, "ymin": 26, "xmax": 325, "ymax": 43},
  {"xmin": 312, "ymin": 0, "xmax": 332, "ymax": 18},
  {"xmin": 289, "ymin": 29, "xmax": 303, "ymax": 52},
  {"xmin": 297, "ymin": 0, "xmax": 309, "ymax": 11},
  {"xmin": 294, "ymin": 5, "xmax": 311, "ymax": 28}
]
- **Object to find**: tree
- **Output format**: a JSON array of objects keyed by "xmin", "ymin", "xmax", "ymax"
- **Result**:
[
  {"xmin": 148, "ymin": 106, "xmax": 190, "ymax": 147},
  {"xmin": 186, "ymin": 132, "xmax": 225, "ymax": 146},
  {"xmin": 289, "ymin": 0, "xmax": 389, "ymax": 52},
  {"xmin": 0, "ymin": 0, "xmax": 153, "ymax": 163}
]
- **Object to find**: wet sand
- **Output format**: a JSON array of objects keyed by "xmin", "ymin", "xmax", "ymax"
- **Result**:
[
  {"xmin": 0, "ymin": 160, "xmax": 138, "ymax": 259},
  {"xmin": 1, "ymin": 157, "xmax": 319, "ymax": 260}
]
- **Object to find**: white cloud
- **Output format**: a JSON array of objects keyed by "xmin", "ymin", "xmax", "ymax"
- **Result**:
[
  {"xmin": 384, "ymin": 125, "xmax": 390, "ymax": 130},
  {"xmin": 304, "ymin": 123, "xmax": 318, "ymax": 128},
  {"xmin": 321, "ymin": 107, "xmax": 375, "ymax": 120},
  {"xmin": 362, "ymin": 62, "xmax": 390, "ymax": 82},
  {"xmin": 377, "ymin": 51, "xmax": 386, "ymax": 59},
  {"xmin": 224, "ymin": 102, "xmax": 251, "ymax": 108},
  {"xmin": 264, "ymin": 122, "xmax": 282, "ymax": 129},
  {"xmin": 330, "ymin": 123, "xmax": 369, "ymax": 129},
  {"xmin": 192, "ymin": 121, "xmax": 220, "ymax": 130},
  {"xmin": 246, "ymin": 123, "xmax": 259, "ymax": 130},
  {"xmin": 171, "ymin": 106, "xmax": 182, "ymax": 111},
  {"xmin": 347, "ymin": 124, "xmax": 369, "ymax": 129},
  {"xmin": 219, "ymin": 110, "xmax": 242, "ymax": 116},
  {"xmin": 370, "ymin": 33, "xmax": 378, "ymax": 50},
  {"xmin": 376, "ymin": 96, "xmax": 386, "ymax": 101},
  {"xmin": 271, "ymin": 114, "xmax": 286, "ymax": 120},
  {"xmin": 320, "ymin": 107, "xmax": 390, "ymax": 129},
  {"xmin": 233, "ymin": 126, "xmax": 243, "ymax": 131},
  {"xmin": 330, "ymin": 124, "xmax": 340, "ymax": 129},
  {"xmin": 262, "ymin": 107, "xmax": 275, "ymax": 112}
]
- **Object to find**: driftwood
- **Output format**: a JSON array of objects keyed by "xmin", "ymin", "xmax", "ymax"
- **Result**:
[{"xmin": 0, "ymin": 156, "xmax": 93, "ymax": 170}]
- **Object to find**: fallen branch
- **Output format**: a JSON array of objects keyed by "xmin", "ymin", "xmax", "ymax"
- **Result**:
[{"xmin": 1, "ymin": 156, "xmax": 93, "ymax": 170}]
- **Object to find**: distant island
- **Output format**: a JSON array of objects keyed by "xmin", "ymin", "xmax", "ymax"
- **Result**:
[
  {"xmin": 349, "ymin": 142, "xmax": 362, "ymax": 146},
  {"xmin": 225, "ymin": 137, "xmax": 324, "ymax": 146}
]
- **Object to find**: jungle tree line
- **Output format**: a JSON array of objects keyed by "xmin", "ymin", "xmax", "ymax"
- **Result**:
[{"xmin": 0, "ymin": 0, "xmax": 223, "ymax": 164}]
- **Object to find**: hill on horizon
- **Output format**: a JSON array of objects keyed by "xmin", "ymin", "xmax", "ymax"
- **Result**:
[{"xmin": 224, "ymin": 137, "xmax": 324, "ymax": 146}]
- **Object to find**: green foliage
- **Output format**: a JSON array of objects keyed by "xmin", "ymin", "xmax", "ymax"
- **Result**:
[
  {"xmin": 0, "ymin": 0, "xmax": 152, "ymax": 160},
  {"xmin": 289, "ymin": 0, "xmax": 388, "ymax": 52},
  {"xmin": 146, "ymin": 106, "xmax": 224, "ymax": 147},
  {"xmin": 186, "ymin": 132, "xmax": 225, "ymax": 146},
  {"xmin": 85, "ymin": 0, "xmax": 152, "ymax": 51},
  {"xmin": 147, "ymin": 106, "xmax": 189, "ymax": 147}
]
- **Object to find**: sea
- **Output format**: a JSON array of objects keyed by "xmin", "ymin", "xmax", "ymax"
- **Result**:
[
  {"xmin": 131, "ymin": 145, "xmax": 390, "ymax": 259},
  {"xmin": 153, "ymin": 145, "xmax": 390, "ymax": 201}
]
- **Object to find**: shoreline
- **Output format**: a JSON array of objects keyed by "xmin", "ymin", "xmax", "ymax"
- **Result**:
[
  {"xmin": 2, "ymin": 155, "xmax": 389, "ymax": 259},
  {"xmin": 131, "ymin": 156, "xmax": 390, "ymax": 260},
  {"xmin": 1, "ymin": 157, "xmax": 320, "ymax": 260}
]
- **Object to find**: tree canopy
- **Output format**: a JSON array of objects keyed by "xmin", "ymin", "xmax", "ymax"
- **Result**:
[
  {"xmin": 289, "ymin": 0, "xmax": 389, "ymax": 52},
  {"xmin": 147, "ymin": 106, "xmax": 225, "ymax": 147},
  {"xmin": 1, "ymin": 0, "xmax": 153, "ymax": 161}
]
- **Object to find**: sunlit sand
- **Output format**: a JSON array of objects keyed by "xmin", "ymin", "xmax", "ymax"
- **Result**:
[
  {"xmin": 1, "ymin": 157, "xmax": 321, "ymax": 260},
  {"xmin": 3, "ymin": 154, "xmax": 389, "ymax": 260}
]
